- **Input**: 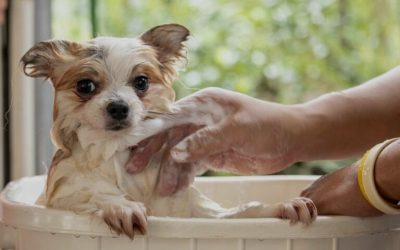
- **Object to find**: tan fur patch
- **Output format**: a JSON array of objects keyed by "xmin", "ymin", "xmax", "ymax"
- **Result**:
[
  {"xmin": 54, "ymin": 57, "xmax": 108, "ymax": 92},
  {"xmin": 21, "ymin": 40, "xmax": 99, "ymax": 80}
]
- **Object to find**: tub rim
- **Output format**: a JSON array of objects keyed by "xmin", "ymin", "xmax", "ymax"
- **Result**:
[{"xmin": 1, "ymin": 175, "xmax": 400, "ymax": 239}]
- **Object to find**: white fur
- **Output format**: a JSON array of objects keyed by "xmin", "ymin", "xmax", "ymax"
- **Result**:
[{"xmin": 95, "ymin": 37, "xmax": 150, "ymax": 83}]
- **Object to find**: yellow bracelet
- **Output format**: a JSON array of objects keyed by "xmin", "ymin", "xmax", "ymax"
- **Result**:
[{"xmin": 357, "ymin": 138, "xmax": 400, "ymax": 214}]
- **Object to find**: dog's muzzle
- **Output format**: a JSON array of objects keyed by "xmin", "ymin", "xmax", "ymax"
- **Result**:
[{"xmin": 106, "ymin": 100, "xmax": 131, "ymax": 130}]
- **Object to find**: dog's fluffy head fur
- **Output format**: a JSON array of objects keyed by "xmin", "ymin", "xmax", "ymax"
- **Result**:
[{"xmin": 21, "ymin": 24, "xmax": 189, "ymax": 157}]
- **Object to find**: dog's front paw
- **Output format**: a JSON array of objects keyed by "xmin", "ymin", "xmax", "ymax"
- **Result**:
[
  {"xmin": 278, "ymin": 197, "xmax": 317, "ymax": 225},
  {"xmin": 101, "ymin": 201, "xmax": 147, "ymax": 239}
]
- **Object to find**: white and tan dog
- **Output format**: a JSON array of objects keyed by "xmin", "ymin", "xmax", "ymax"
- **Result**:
[{"xmin": 21, "ymin": 24, "xmax": 316, "ymax": 238}]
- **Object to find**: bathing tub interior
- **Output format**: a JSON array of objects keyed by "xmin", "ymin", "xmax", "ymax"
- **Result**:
[{"xmin": 0, "ymin": 175, "xmax": 399, "ymax": 250}]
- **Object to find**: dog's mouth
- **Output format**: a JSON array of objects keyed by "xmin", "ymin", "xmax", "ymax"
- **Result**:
[{"xmin": 105, "ymin": 121, "xmax": 131, "ymax": 131}]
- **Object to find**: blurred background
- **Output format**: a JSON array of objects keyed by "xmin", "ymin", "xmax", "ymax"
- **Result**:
[{"xmin": 0, "ymin": 0, "xmax": 399, "ymax": 185}]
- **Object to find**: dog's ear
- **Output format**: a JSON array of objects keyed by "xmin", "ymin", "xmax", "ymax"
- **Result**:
[
  {"xmin": 20, "ymin": 40, "xmax": 96, "ymax": 82},
  {"xmin": 140, "ymin": 24, "xmax": 190, "ymax": 67},
  {"xmin": 51, "ymin": 120, "xmax": 76, "ymax": 158}
]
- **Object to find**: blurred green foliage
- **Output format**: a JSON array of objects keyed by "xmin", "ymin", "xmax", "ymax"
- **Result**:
[{"xmin": 52, "ymin": 0, "xmax": 400, "ymax": 174}]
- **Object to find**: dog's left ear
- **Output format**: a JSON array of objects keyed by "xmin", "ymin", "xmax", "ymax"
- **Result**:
[{"xmin": 140, "ymin": 24, "xmax": 190, "ymax": 66}]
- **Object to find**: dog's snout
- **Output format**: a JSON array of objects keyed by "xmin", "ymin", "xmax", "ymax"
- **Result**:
[{"xmin": 106, "ymin": 101, "xmax": 130, "ymax": 120}]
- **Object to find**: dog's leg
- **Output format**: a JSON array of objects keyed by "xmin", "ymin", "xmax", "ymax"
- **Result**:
[
  {"xmin": 44, "ymin": 180, "xmax": 147, "ymax": 239},
  {"xmin": 189, "ymin": 188, "xmax": 317, "ymax": 224},
  {"xmin": 93, "ymin": 195, "xmax": 148, "ymax": 238},
  {"xmin": 222, "ymin": 197, "xmax": 317, "ymax": 225}
]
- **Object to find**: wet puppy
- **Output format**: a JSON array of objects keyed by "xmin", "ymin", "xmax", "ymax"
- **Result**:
[{"xmin": 21, "ymin": 24, "xmax": 316, "ymax": 238}]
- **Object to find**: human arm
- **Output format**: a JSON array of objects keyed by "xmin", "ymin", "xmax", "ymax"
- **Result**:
[
  {"xmin": 295, "ymin": 66, "xmax": 400, "ymax": 162},
  {"xmin": 127, "ymin": 88, "xmax": 303, "ymax": 195},
  {"xmin": 301, "ymin": 138, "xmax": 400, "ymax": 216},
  {"xmin": 127, "ymin": 66, "xmax": 400, "ymax": 196}
]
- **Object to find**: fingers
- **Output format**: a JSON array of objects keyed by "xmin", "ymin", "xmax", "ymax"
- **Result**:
[
  {"xmin": 177, "ymin": 163, "xmax": 196, "ymax": 191},
  {"xmin": 126, "ymin": 123, "xmax": 202, "ymax": 174},
  {"xmin": 127, "ymin": 88, "xmax": 235, "ymax": 175},
  {"xmin": 207, "ymin": 150, "xmax": 290, "ymax": 175},
  {"xmin": 174, "ymin": 87, "xmax": 237, "ymax": 108},
  {"xmin": 132, "ymin": 117, "xmax": 171, "ymax": 144},
  {"xmin": 158, "ymin": 141, "xmax": 264, "ymax": 196},
  {"xmin": 137, "ymin": 90, "xmax": 215, "ymax": 134},
  {"xmin": 206, "ymin": 151, "xmax": 263, "ymax": 174},
  {"xmin": 156, "ymin": 162, "xmax": 197, "ymax": 197},
  {"xmin": 156, "ymin": 163, "xmax": 196, "ymax": 196},
  {"xmin": 149, "ymin": 87, "xmax": 234, "ymax": 130},
  {"xmin": 131, "ymin": 87, "xmax": 237, "ymax": 168},
  {"xmin": 125, "ymin": 132, "xmax": 167, "ymax": 174},
  {"xmin": 170, "ymin": 121, "xmax": 232, "ymax": 163},
  {"xmin": 157, "ymin": 157, "xmax": 201, "ymax": 196},
  {"xmin": 156, "ymin": 147, "xmax": 198, "ymax": 196},
  {"xmin": 157, "ymin": 150, "xmax": 210, "ymax": 196},
  {"xmin": 156, "ymin": 153, "xmax": 181, "ymax": 196},
  {"xmin": 127, "ymin": 123, "xmax": 202, "ymax": 196},
  {"xmin": 155, "ymin": 125, "xmax": 202, "ymax": 196}
]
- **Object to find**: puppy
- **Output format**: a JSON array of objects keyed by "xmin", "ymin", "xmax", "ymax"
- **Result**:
[{"xmin": 21, "ymin": 24, "xmax": 316, "ymax": 238}]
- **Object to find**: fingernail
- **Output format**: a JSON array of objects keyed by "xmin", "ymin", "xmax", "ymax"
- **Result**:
[
  {"xmin": 171, "ymin": 141, "xmax": 191, "ymax": 162},
  {"xmin": 126, "ymin": 156, "xmax": 142, "ymax": 174}
]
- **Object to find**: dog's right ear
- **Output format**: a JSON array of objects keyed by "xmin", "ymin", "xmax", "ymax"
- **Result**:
[{"xmin": 20, "ymin": 40, "xmax": 96, "ymax": 82}]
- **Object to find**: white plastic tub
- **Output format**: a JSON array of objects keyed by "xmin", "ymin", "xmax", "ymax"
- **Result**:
[{"xmin": 0, "ymin": 175, "xmax": 399, "ymax": 250}]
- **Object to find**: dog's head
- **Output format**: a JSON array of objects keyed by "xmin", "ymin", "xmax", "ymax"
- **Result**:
[{"xmin": 21, "ymin": 24, "xmax": 189, "ymax": 155}]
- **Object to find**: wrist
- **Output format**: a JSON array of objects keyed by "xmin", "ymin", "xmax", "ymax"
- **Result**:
[
  {"xmin": 357, "ymin": 138, "xmax": 400, "ymax": 214},
  {"xmin": 374, "ymin": 138, "xmax": 400, "ymax": 202},
  {"xmin": 247, "ymin": 100, "xmax": 305, "ymax": 170}
]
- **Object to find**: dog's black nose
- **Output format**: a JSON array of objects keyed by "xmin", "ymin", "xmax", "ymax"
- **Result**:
[{"xmin": 106, "ymin": 101, "xmax": 129, "ymax": 120}]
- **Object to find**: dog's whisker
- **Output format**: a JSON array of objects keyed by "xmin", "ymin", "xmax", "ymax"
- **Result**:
[{"xmin": 145, "ymin": 110, "xmax": 170, "ymax": 114}]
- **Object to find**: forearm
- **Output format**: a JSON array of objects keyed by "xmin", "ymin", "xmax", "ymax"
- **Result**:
[{"xmin": 294, "ymin": 66, "xmax": 400, "ymax": 161}]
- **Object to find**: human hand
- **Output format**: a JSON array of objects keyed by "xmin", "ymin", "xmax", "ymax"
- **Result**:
[
  {"xmin": 126, "ymin": 87, "xmax": 305, "ymax": 196},
  {"xmin": 300, "ymin": 163, "xmax": 381, "ymax": 216},
  {"xmin": 127, "ymin": 124, "xmax": 207, "ymax": 196},
  {"xmin": 301, "ymin": 138, "xmax": 400, "ymax": 216}
]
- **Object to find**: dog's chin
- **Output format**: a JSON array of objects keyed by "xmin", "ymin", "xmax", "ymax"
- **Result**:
[{"xmin": 105, "ymin": 121, "xmax": 131, "ymax": 131}]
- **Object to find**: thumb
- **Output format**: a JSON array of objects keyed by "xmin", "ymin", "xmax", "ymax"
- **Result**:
[
  {"xmin": 170, "ymin": 122, "xmax": 231, "ymax": 163},
  {"xmin": 125, "ymin": 132, "xmax": 167, "ymax": 174}
]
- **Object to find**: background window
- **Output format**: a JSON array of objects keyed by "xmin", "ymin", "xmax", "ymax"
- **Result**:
[{"xmin": 51, "ymin": 0, "xmax": 400, "ymax": 175}]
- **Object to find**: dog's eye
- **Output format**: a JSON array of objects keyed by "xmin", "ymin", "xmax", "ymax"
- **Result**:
[
  {"xmin": 132, "ymin": 76, "xmax": 149, "ymax": 92},
  {"xmin": 76, "ymin": 79, "xmax": 96, "ymax": 96}
]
